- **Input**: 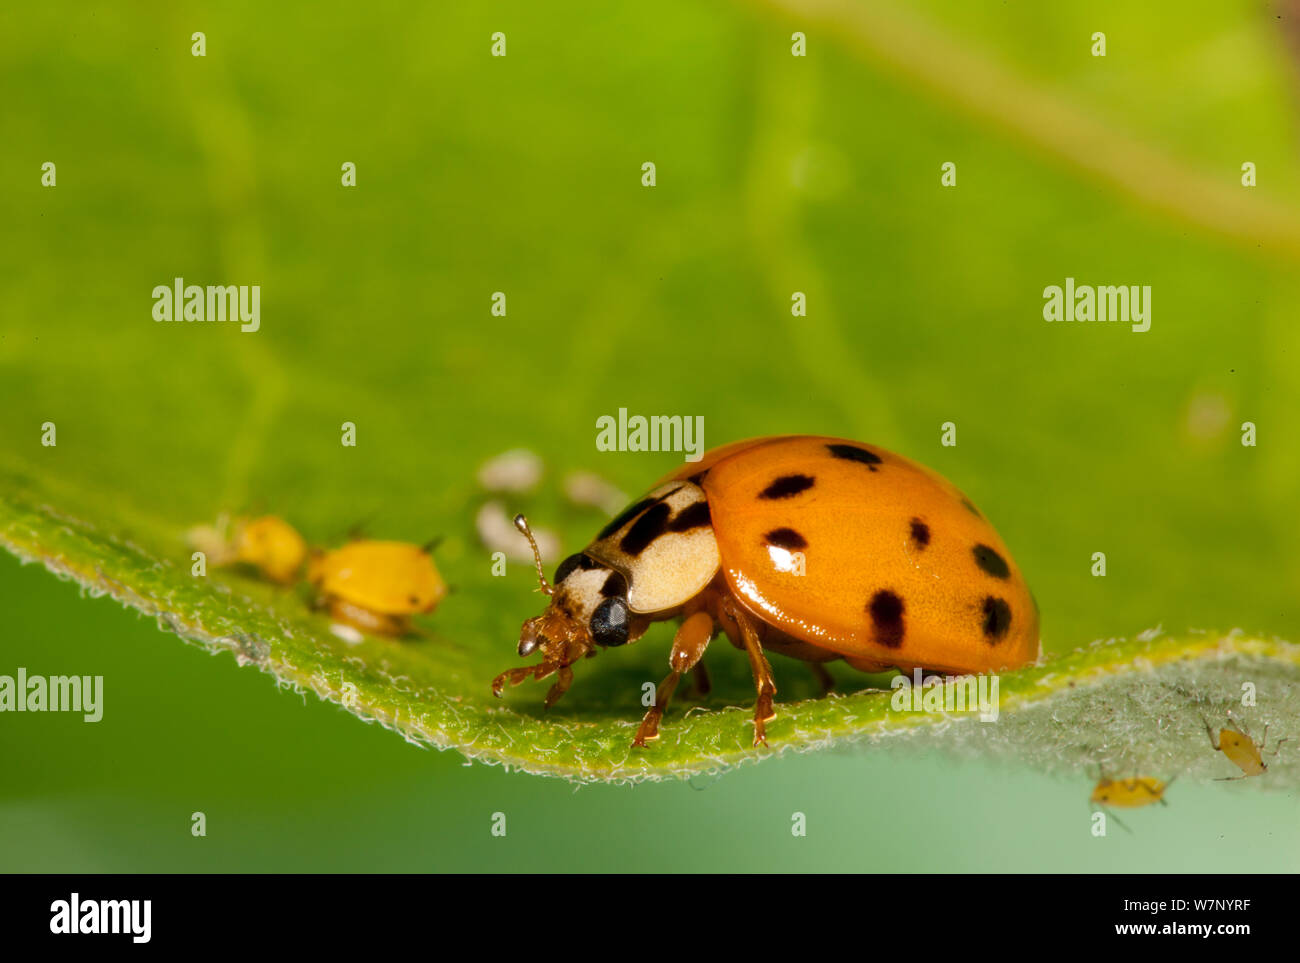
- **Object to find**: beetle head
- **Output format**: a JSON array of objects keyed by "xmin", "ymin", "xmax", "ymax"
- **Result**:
[{"xmin": 513, "ymin": 514, "xmax": 642, "ymax": 665}]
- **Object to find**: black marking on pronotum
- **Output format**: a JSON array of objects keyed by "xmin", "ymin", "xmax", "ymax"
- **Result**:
[
  {"xmin": 972, "ymin": 544, "xmax": 1010, "ymax": 579},
  {"xmin": 590, "ymin": 597, "xmax": 630, "ymax": 646},
  {"xmin": 759, "ymin": 474, "xmax": 815, "ymax": 499},
  {"xmin": 764, "ymin": 527, "xmax": 807, "ymax": 551},
  {"xmin": 553, "ymin": 552, "xmax": 599, "ymax": 584},
  {"xmin": 827, "ymin": 443, "xmax": 882, "ymax": 471},
  {"xmin": 619, "ymin": 501, "xmax": 672, "ymax": 555},
  {"xmin": 909, "ymin": 518, "xmax": 930, "ymax": 548},
  {"xmin": 686, "ymin": 470, "xmax": 709, "ymax": 486},
  {"xmin": 981, "ymin": 596, "xmax": 1012, "ymax": 641},
  {"xmin": 597, "ymin": 497, "xmax": 657, "ymax": 540},
  {"xmin": 600, "ymin": 570, "xmax": 628, "ymax": 598},
  {"xmin": 868, "ymin": 589, "xmax": 905, "ymax": 648},
  {"xmin": 667, "ymin": 500, "xmax": 711, "ymax": 533}
]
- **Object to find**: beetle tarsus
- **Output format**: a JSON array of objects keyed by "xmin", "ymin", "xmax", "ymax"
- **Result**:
[{"xmin": 631, "ymin": 719, "xmax": 661, "ymax": 748}]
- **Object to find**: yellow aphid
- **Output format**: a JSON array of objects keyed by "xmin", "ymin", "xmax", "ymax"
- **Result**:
[
  {"xmin": 308, "ymin": 540, "xmax": 447, "ymax": 637},
  {"xmin": 188, "ymin": 514, "xmax": 307, "ymax": 584},
  {"xmin": 1204, "ymin": 713, "xmax": 1286, "ymax": 780},
  {"xmin": 1090, "ymin": 776, "xmax": 1170, "ymax": 809},
  {"xmin": 233, "ymin": 516, "xmax": 308, "ymax": 584}
]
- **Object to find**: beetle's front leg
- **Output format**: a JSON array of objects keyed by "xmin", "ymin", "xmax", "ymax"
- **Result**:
[
  {"xmin": 633, "ymin": 611, "xmax": 714, "ymax": 747},
  {"xmin": 492, "ymin": 660, "xmax": 562, "ymax": 698},
  {"xmin": 543, "ymin": 665, "xmax": 575, "ymax": 708}
]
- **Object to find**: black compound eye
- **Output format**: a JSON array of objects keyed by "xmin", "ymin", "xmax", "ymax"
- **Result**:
[
  {"xmin": 553, "ymin": 552, "xmax": 597, "ymax": 585},
  {"xmin": 590, "ymin": 597, "xmax": 630, "ymax": 647}
]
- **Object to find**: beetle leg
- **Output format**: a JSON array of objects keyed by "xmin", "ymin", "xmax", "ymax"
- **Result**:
[
  {"xmin": 633, "ymin": 611, "xmax": 714, "ymax": 747},
  {"xmin": 689, "ymin": 662, "xmax": 712, "ymax": 697},
  {"xmin": 809, "ymin": 662, "xmax": 835, "ymax": 694},
  {"xmin": 543, "ymin": 665, "xmax": 575, "ymax": 709},
  {"xmin": 727, "ymin": 603, "xmax": 777, "ymax": 747},
  {"xmin": 680, "ymin": 661, "xmax": 712, "ymax": 700},
  {"xmin": 491, "ymin": 660, "xmax": 561, "ymax": 697}
]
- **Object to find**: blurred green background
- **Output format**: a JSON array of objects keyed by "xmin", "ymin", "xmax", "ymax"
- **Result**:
[{"xmin": 2, "ymin": 0, "xmax": 1298, "ymax": 870}]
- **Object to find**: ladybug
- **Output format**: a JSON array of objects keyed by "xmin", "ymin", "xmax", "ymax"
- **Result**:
[
  {"xmin": 307, "ymin": 539, "xmax": 447, "ymax": 636},
  {"xmin": 492, "ymin": 435, "xmax": 1040, "ymax": 746}
]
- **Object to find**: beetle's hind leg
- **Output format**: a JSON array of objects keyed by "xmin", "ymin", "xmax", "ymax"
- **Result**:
[{"xmin": 633, "ymin": 611, "xmax": 714, "ymax": 747}]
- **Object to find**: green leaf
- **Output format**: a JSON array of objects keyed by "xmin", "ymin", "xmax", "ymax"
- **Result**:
[
  {"xmin": 3, "ymin": 1, "xmax": 1298, "ymax": 791},
  {"xmin": 4, "ymin": 476, "xmax": 1297, "ymax": 785}
]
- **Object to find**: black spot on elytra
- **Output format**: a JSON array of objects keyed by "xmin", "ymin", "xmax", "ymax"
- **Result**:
[
  {"xmin": 868, "ymin": 590, "xmax": 905, "ymax": 648},
  {"xmin": 619, "ymin": 501, "xmax": 671, "ymax": 555},
  {"xmin": 981, "ymin": 596, "xmax": 1012, "ymax": 641},
  {"xmin": 600, "ymin": 570, "xmax": 628, "ymax": 598},
  {"xmin": 667, "ymin": 500, "xmax": 711, "ymax": 533},
  {"xmin": 764, "ymin": 527, "xmax": 807, "ymax": 551},
  {"xmin": 960, "ymin": 498, "xmax": 981, "ymax": 518},
  {"xmin": 827, "ymin": 443, "xmax": 882, "ymax": 471},
  {"xmin": 759, "ymin": 474, "xmax": 815, "ymax": 499},
  {"xmin": 597, "ymin": 497, "xmax": 657, "ymax": 540},
  {"xmin": 909, "ymin": 518, "xmax": 930, "ymax": 548},
  {"xmin": 408, "ymin": 594, "xmax": 420, "ymax": 606},
  {"xmin": 972, "ymin": 544, "xmax": 1010, "ymax": 579}
]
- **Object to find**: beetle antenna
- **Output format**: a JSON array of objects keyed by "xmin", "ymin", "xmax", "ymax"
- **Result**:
[
  {"xmin": 421, "ymin": 536, "xmax": 444, "ymax": 554},
  {"xmin": 514, "ymin": 514, "xmax": 553, "ymax": 596}
]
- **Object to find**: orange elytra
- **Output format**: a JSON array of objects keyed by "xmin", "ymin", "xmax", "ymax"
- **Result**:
[{"xmin": 492, "ymin": 436, "xmax": 1040, "ymax": 746}]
